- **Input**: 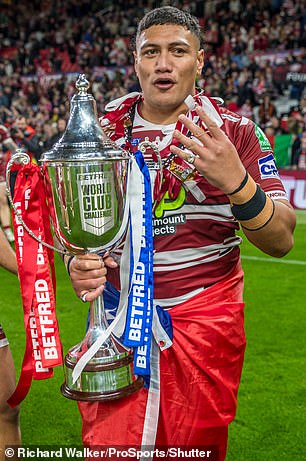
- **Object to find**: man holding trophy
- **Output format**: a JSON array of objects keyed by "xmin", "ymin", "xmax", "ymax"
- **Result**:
[
  {"xmin": 7, "ymin": 5, "xmax": 295, "ymax": 461},
  {"xmin": 65, "ymin": 6, "xmax": 296, "ymax": 460}
]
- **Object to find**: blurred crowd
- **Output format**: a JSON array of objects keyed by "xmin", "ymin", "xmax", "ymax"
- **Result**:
[{"xmin": 0, "ymin": 0, "xmax": 305, "ymax": 169}]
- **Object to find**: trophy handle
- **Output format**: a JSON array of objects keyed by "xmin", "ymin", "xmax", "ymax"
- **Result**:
[{"xmin": 5, "ymin": 150, "xmax": 66, "ymax": 255}]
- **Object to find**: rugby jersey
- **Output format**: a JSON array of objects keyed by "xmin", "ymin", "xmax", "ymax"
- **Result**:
[{"xmin": 103, "ymin": 95, "xmax": 287, "ymax": 307}]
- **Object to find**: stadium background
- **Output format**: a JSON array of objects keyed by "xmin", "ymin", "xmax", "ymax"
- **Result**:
[{"xmin": 0, "ymin": 0, "xmax": 305, "ymax": 460}]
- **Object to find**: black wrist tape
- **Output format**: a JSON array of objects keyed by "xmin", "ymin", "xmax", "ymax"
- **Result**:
[
  {"xmin": 231, "ymin": 185, "xmax": 267, "ymax": 221},
  {"xmin": 228, "ymin": 171, "xmax": 249, "ymax": 196}
]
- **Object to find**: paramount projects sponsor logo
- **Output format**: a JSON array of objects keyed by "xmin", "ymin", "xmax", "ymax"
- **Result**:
[{"xmin": 153, "ymin": 213, "xmax": 186, "ymax": 236}]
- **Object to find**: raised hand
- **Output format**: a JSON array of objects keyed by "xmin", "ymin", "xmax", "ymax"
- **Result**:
[{"xmin": 170, "ymin": 105, "xmax": 246, "ymax": 195}]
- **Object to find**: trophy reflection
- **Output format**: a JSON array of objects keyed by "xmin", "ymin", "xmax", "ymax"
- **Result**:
[{"xmin": 7, "ymin": 74, "xmax": 143, "ymax": 401}]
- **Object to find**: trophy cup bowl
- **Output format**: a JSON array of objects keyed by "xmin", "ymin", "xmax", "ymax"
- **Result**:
[{"xmin": 9, "ymin": 74, "xmax": 144, "ymax": 401}]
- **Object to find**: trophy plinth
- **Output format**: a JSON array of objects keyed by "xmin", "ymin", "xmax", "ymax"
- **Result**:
[
  {"xmin": 61, "ymin": 351, "xmax": 143, "ymax": 401},
  {"xmin": 39, "ymin": 74, "xmax": 144, "ymax": 401},
  {"xmin": 60, "ymin": 296, "xmax": 143, "ymax": 401}
]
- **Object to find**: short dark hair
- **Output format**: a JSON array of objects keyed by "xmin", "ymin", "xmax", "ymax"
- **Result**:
[{"xmin": 135, "ymin": 6, "xmax": 203, "ymax": 49}]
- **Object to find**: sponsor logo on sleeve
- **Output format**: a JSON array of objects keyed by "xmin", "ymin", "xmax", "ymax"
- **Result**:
[
  {"xmin": 255, "ymin": 125, "xmax": 272, "ymax": 152},
  {"xmin": 258, "ymin": 154, "xmax": 279, "ymax": 179},
  {"xmin": 266, "ymin": 190, "xmax": 287, "ymax": 200}
]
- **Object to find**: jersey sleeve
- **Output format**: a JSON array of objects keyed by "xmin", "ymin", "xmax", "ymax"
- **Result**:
[{"xmin": 232, "ymin": 118, "xmax": 288, "ymax": 201}]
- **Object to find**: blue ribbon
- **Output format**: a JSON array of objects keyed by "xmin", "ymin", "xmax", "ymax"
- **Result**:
[
  {"xmin": 89, "ymin": 151, "xmax": 172, "ymax": 381},
  {"xmin": 122, "ymin": 151, "xmax": 154, "ymax": 376}
]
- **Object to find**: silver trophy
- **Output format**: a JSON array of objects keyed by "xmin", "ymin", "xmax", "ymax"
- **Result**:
[{"xmin": 6, "ymin": 74, "xmax": 143, "ymax": 401}]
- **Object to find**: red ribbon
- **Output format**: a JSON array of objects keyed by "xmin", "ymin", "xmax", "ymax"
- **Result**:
[{"xmin": 7, "ymin": 163, "xmax": 62, "ymax": 408}]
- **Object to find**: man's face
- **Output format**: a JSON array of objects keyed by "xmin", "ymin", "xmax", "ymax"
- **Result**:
[
  {"xmin": 58, "ymin": 119, "xmax": 66, "ymax": 132},
  {"xmin": 16, "ymin": 118, "xmax": 27, "ymax": 130},
  {"xmin": 134, "ymin": 24, "xmax": 204, "ymax": 123}
]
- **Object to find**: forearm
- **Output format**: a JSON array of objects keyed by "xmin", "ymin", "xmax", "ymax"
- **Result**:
[
  {"xmin": 242, "ymin": 200, "xmax": 296, "ymax": 258},
  {"xmin": 225, "ymin": 171, "xmax": 296, "ymax": 258}
]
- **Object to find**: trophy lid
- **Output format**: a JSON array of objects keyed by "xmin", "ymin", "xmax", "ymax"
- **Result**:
[{"xmin": 40, "ymin": 74, "xmax": 128, "ymax": 163}]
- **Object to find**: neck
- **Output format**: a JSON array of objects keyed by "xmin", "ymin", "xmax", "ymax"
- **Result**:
[{"xmin": 138, "ymin": 100, "xmax": 190, "ymax": 125}]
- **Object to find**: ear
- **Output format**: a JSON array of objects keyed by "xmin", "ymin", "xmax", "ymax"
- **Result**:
[{"xmin": 196, "ymin": 49, "xmax": 204, "ymax": 76}]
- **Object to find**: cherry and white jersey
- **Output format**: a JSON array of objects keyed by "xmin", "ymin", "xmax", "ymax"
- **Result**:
[{"xmin": 104, "ymin": 97, "xmax": 288, "ymax": 307}]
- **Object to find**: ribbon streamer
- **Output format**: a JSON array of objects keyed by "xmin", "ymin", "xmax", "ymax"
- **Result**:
[
  {"xmin": 72, "ymin": 152, "xmax": 153, "ymax": 383},
  {"xmin": 8, "ymin": 163, "xmax": 62, "ymax": 407}
]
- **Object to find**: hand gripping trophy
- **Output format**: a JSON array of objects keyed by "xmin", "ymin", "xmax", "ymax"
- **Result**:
[{"xmin": 6, "ymin": 74, "xmax": 144, "ymax": 401}]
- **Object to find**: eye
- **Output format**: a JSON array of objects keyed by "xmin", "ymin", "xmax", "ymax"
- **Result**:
[
  {"xmin": 172, "ymin": 47, "xmax": 186, "ymax": 55},
  {"xmin": 143, "ymin": 48, "xmax": 158, "ymax": 57}
]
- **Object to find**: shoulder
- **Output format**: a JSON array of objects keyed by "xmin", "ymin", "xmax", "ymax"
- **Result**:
[
  {"xmin": 218, "ymin": 105, "xmax": 251, "ymax": 128},
  {"xmin": 100, "ymin": 92, "xmax": 141, "ymax": 130},
  {"xmin": 217, "ymin": 105, "xmax": 265, "ymax": 148},
  {"xmin": 198, "ymin": 95, "xmax": 252, "ymax": 131},
  {"xmin": 104, "ymin": 92, "xmax": 141, "ymax": 113}
]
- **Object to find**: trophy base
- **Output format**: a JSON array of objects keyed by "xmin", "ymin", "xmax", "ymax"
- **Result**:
[
  {"xmin": 60, "ymin": 377, "xmax": 143, "ymax": 402},
  {"xmin": 61, "ymin": 348, "xmax": 144, "ymax": 402}
]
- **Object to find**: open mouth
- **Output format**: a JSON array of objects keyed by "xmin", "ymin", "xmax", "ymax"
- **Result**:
[{"xmin": 154, "ymin": 78, "xmax": 175, "ymax": 90}]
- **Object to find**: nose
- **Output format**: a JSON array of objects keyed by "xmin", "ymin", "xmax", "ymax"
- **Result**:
[{"xmin": 155, "ymin": 51, "xmax": 173, "ymax": 72}]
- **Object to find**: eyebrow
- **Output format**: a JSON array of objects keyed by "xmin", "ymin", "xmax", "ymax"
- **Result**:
[{"xmin": 139, "ymin": 40, "xmax": 191, "ymax": 51}]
